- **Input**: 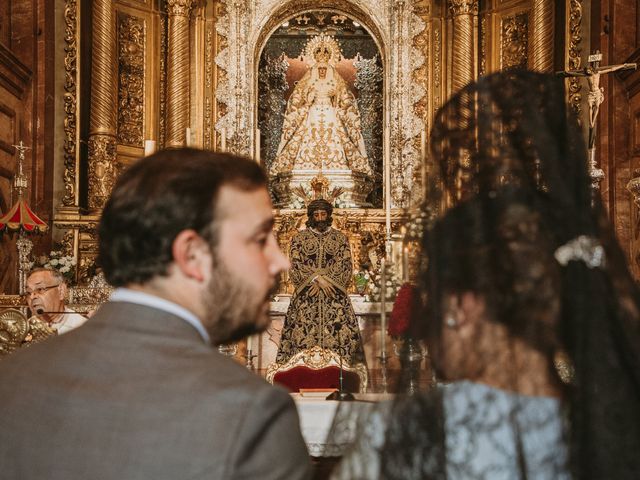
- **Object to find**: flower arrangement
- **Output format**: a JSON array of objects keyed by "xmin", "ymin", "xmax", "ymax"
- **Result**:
[
  {"xmin": 289, "ymin": 196, "xmax": 305, "ymax": 209},
  {"xmin": 353, "ymin": 270, "xmax": 371, "ymax": 295},
  {"xmin": 388, "ymin": 282, "xmax": 417, "ymax": 337},
  {"xmin": 37, "ymin": 250, "xmax": 77, "ymax": 284},
  {"xmin": 333, "ymin": 193, "xmax": 349, "ymax": 209},
  {"xmin": 367, "ymin": 267, "xmax": 400, "ymax": 303}
]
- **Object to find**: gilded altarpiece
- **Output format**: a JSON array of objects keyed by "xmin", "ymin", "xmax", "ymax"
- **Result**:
[
  {"xmin": 1, "ymin": 0, "xmax": 607, "ymax": 373},
  {"xmin": 32, "ymin": 0, "xmax": 591, "ymax": 297}
]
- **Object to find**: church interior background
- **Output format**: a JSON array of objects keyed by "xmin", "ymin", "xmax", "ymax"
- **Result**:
[{"xmin": 2, "ymin": 0, "xmax": 640, "ymax": 376}]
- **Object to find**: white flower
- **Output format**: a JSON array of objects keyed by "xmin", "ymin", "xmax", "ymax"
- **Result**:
[
  {"xmin": 50, "ymin": 259, "xmax": 59, "ymax": 266},
  {"xmin": 60, "ymin": 266, "xmax": 70, "ymax": 273}
]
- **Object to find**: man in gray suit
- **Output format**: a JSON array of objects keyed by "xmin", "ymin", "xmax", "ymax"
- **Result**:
[{"xmin": 0, "ymin": 149, "xmax": 311, "ymax": 479}]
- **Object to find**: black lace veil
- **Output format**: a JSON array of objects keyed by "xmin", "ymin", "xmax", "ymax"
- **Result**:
[{"xmin": 331, "ymin": 70, "xmax": 640, "ymax": 479}]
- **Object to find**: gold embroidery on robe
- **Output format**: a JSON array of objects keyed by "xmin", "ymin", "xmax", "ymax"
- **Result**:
[{"xmin": 276, "ymin": 228, "xmax": 365, "ymax": 364}]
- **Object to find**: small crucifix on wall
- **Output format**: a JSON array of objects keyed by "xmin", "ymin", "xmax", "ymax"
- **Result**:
[{"xmin": 557, "ymin": 52, "xmax": 636, "ymax": 192}]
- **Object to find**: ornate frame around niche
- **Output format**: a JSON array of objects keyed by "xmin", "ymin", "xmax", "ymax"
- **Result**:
[{"xmin": 211, "ymin": 0, "xmax": 431, "ymax": 209}]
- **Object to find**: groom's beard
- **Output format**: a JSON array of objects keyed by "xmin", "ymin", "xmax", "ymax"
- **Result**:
[{"xmin": 201, "ymin": 258, "xmax": 278, "ymax": 345}]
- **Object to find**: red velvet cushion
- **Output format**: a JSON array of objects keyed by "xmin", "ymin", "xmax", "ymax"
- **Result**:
[{"xmin": 273, "ymin": 366, "xmax": 360, "ymax": 393}]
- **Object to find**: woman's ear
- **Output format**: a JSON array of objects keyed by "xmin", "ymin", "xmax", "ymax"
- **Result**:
[
  {"xmin": 446, "ymin": 292, "xmax": 485, "ymax": 329},
  {"xmin": 459, "ymin": 291, "xmax": 486, "ymax": 325}
]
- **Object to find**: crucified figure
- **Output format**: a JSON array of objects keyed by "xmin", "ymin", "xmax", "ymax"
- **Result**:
[
  {"xmin": 557, "ymin": 52, "xmax": 636, "ymax": 193},
  {"xmin": 558, "ymin": 52, "xmax": 636, "ymax": 148}
]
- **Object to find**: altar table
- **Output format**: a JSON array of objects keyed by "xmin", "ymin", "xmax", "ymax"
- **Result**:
[{"xmin": 292, "ymin": 392, "xmax": 392, "ymax": 457}]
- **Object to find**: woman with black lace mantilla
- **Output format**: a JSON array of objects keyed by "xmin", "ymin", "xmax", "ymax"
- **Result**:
[{"xmin": 331, "ymin": 70, "xmax": 640, "ymax": 479}]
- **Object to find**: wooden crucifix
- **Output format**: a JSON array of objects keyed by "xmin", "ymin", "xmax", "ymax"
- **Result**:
[{"xmin": 557, "ymin": 52, "xmax": 636, "ymax": 191}]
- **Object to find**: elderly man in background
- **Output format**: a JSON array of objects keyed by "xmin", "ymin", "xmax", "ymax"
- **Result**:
[
  {"xmin": 24, "ymin": 267, "xmax": 87, "ymax": 334},
  {"xmin": 0, "ymin": 148, "xmax": 310, "ymax": 480}
]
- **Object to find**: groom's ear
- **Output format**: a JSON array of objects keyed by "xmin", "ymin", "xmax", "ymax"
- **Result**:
[{"xmin": 172, "ymin": 229, "xmax": 211, "ymax": 283}]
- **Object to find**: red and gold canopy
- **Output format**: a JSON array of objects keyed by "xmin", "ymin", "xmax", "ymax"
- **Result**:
[{"xmin": 0, "ymin": 198, "xmax": 48, "ymax": 234}]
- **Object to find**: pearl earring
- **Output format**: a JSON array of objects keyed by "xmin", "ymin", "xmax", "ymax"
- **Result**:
[{"xmin": 445, "ymin": 316, "xmax": 457, "ymax": 328}]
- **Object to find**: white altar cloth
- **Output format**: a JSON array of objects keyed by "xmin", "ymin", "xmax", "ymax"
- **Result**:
[{"xmin": 292, "ymin": 393, "xmax": 392, "ymax": 457}]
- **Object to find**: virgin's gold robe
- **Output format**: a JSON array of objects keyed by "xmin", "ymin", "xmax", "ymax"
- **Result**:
[{"xmin": 270, "ymin": 64, "xmax": 371, "ymax": 176}]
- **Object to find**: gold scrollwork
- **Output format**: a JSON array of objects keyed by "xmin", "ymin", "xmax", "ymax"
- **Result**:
[
  {"xmin": 434, "ymin": 23, "xmax": 441, "ymax": 110},
  {"xmin": 480, "ymin": 16, "xmax": 486, "ymax": 76},
  {"xmin": 413, "ymin": 10, "xmax": 430, "ymax": 121},
  {"xmin": 87, "ymin": 135, "xmax": 117, "ymax": 210},
  {"xmin": 63, "ymin": 0, "xmax": 78, "ymax": 207},
  {"xmin": 501, "ymin": 12, "xmax": 528, "ymax": 70},
  {"xmin": 567, "ymin": 0, "xmax": 583, "ymax": 117},
  {"xmin": 60, "ymin": 229, "xmax": 75, "ymax": 257},
  {"xmin": 204, "ymin": 24, "xmax": 213, "ymax": 149},
  {"xmin": 117, "ymin": 13, "xmax": 145, "ymax": 147}
]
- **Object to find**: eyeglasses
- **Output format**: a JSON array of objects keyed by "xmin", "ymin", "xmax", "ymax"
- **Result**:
[{"xmin": 23, "ymin": 284, "xmax": 61, "ymax": 297}]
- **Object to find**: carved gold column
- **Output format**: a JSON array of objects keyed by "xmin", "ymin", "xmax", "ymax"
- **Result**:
[
  {"xmin": 449, "ymin": 0, "xmax": 477, "ymax": 93},
  {"xmin": 165, "ymin": 0, "xmax": 193, "ymax": 147},
  {"xmin": 530, "ymin": 0, "xmax": 554, "ymax": 72},
  {"xmin": 87, "ymin": 0, "xmax": 117, "ymax": 210}
]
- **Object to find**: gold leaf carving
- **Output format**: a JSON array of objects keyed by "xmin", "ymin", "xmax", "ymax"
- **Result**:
[
  {"xmin": 166, "ymin": 0, "xmax": 194, "ymax": 17},
  {"xmin": 449, "ymin": 0, "xmax": 478, "ymax": 16},
  {"xmin": 501, "ymin": 12, "xmax": 528, "ymax": 70},
  {"xmin": 117, "ymin": 13, "xmax": 145, "ymax": 147},
  {"xmin": 63, "ymin": 0, "xmax": 78, "ymax": 207},
  {"xmin": 567, "ymin": 0, "xmax": 583, "ymax": 118},
  {"xmin": 87, "ymin": 135, "xmax": 117, "ymax": 210}
]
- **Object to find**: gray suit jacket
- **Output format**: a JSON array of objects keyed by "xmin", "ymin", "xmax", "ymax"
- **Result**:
[{"xmin": 0, "ymin": 301, "xmax": 311, "ymax": 479}]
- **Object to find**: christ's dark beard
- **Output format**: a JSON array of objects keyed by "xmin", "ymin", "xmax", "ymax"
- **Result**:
[
  {"xmin": 202, "ymin": 260, "xmax": 278, "ymax": 345},
  {"xmin": 309, "ymin": 219, "xmax": 332, "ymax": 232}
]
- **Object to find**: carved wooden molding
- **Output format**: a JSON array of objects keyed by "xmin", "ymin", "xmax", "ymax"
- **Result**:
[{"xmin": 0, "ymin": 43, "xmax": 32, "ymax": 98}]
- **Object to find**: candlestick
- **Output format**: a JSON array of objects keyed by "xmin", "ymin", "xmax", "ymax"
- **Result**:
[
  {"xmin": 144, "ymin": 140, "xmax": 156, "ymax": 156},
  {"xmin": 380, "ymin": 258, "xmax": 387, "ymax": 360}
]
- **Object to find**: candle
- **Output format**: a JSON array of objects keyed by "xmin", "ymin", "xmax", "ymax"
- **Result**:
[
  {"xmin": 255, "ymin": 128, "xmax": 261, "ymax": 161},
  {"xmin": 402, "ymin": 245, "xmax": 409, "ymax": 282},
  {"xmin": 220, "ymin": 128, "xmax": 226, "ymax": 151},
  {"xmin": 385, "ymin": 199, "xmax": 391, "ymax": 238},
  {"xmin": 247, "ymin": 334, "xmax": 253, "ymax": 353},
  {"xmin": 380, "ymin": 258, "xmax": 387, "ymax": 360},
  {"xmin": 144, "ymin": 140, "xmax": 156, "ymax": 156},
  {"xmin": 421, "ymin": 129, "xmax": 427, "ymax": 189},
  {"xmin": 385, "ymin": 113, "xmax": 392, "ymax": 238},
  {"xmin": 186, "ymin": 128, "xmax": 192, "ymax": 147}
]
